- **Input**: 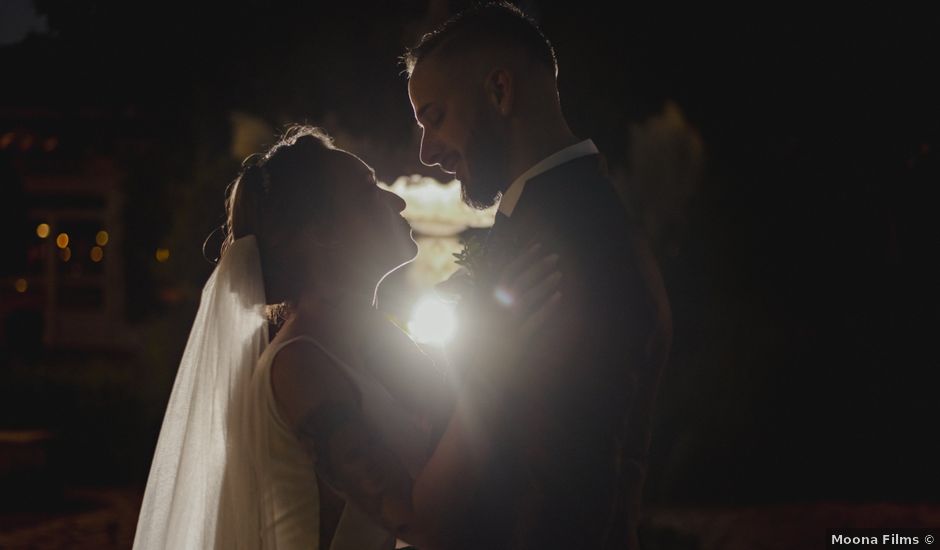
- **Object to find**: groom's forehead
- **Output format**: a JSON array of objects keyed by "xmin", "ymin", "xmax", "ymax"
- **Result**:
[
  {"xmin": 407, "ymin": 69, "xmax": 437, "ymax": 115},
  {"xmin": 409, "ymin": 59, "xmax": 464, "ymax": 113},
  {"xmin": 408, "ymin": 61, "xmax": 443, "ymax": 97}
]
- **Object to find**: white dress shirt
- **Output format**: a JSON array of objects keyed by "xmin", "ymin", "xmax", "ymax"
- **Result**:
[{"xmin": 497, "ymin": 139, "xmax": 599, "ymax": 217}]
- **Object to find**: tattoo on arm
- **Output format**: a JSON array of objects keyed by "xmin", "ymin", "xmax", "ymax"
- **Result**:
[
  {"xmin": 296, "ymin": 401, "xmax": 412, "ymax": 520},
  {"xmin": 297, "ymin": 401, "xmax": 358, "ymax": 489}
]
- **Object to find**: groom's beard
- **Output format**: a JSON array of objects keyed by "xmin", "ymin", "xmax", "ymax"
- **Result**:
[{"xmin": 461, "ymin": 116, "xmax": 508, "ymax": 210}]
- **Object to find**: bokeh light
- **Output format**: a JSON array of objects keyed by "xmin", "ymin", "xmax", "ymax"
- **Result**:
[
  {"xmin": 383, "ymin": 174, "xmax": 496, "ymax": 289},
  {"xmin": 381, "ymin": 175, "xmax": 496, "ymax": 236},
  {"xmin": 96, "ymin": 230, "xmax": 109, "ymax": 246},
  {"xmin": 155, "ymin": 248, "xmax": 170, "ymax": 262},
  {"xmin": 90, "ymin": 246, "xmax": 104, "ymax": 262},
  {"xmin": 36, "ymin": 223, "xmax": 50, "ymax": 238},
  {"xmin": 56, "ymin": 233, "xmax": 69, "ymax": 249},
  {"xmin": 60, "ymin": 247, "xmax": 72, "ymax": 262},
  {"xmin": 14, "ymin": 278, "xmax": 28, "ymax": 293}
]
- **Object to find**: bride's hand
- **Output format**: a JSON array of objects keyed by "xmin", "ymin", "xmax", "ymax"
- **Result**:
[
  {"xmin": 456, "ymin": 243, "xmax": 563, "ymax": 389},
  {"xmin": 491, "ymin": 242, "xmax": 562, "ymax": 342}
]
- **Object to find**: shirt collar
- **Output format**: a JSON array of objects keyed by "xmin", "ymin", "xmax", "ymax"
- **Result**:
[{"xmin": 497, "ymin": 139, "xmax": 599, "ymax": 217}]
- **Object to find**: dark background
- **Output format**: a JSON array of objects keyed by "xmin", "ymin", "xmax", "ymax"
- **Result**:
[{"xmin": 1, "ymin": 1, "xmax": 938, "ymax": 545}]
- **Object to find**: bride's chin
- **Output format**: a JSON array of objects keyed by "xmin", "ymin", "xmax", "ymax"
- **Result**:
[
  {"xmin": 373, "ymin": 258, "xmax": 412, "ymax": 293},
  {"xmin": 388, "ymin": 251, "xmax": 417, "ymax": 277},
  {"xmin": 372, "ymin": 234, "xmax": 418, "ymax": 284},
  {"xmin": 396, "ymin": 231, "xmax": 419, "ymax": 264},
  {"xmin": 406, "ymin": 234, "xmax": 419, "ymax": 260}
]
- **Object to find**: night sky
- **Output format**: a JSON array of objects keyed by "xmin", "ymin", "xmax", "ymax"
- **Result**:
[{"xmin": 2, "ymin": 1, "xmax": 939, "ymax": 510}]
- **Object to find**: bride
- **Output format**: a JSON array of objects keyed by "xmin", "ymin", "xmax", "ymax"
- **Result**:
[{"xmin": 133, "ymin": 126, "xmax": 562, "ymax": 549}]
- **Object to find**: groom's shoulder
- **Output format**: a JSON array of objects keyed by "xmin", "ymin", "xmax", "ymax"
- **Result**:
[
  {"xmin": 525, "ymin": 155, "xmax": 620, "ymax": 210},
  {"xmin": 520, "ymin": 154, "xmax": 634, "ymax": 240},
  {"xmin": 528, "ymin": 153, "xmax": 609, "ymax": 193}
]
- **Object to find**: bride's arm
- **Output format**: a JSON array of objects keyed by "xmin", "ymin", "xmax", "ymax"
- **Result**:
[
  {"xmin": 275, "ymin": 341, "xmax": 460, "ymax": 546},
  {"xmin": 272, "ymin": 247, "xmax": 562, "ymax": 548},
  {"xmin": 271, "ymin": 344, "xmax": 415, "ymax": 530},
  {"xmin": 276, "ymin": 344, "xmax": 479, "ymax": 549},
  {"xmin": 407, "ymin": 244, "xmax": 565, "ymax": 545}
]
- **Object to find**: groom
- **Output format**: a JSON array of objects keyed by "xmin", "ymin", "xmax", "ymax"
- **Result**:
[{"xmin": 405, "ymin": 3, "xmax": 672, "ymax": 548}]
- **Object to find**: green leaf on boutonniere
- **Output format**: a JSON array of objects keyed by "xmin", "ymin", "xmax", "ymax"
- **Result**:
[{"xmin": 453, "ymin": 234, "xmax": 487, "ymax": 281}]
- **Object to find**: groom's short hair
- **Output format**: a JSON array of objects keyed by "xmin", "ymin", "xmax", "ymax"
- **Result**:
[{"xmin": 403, "ymin": 1, "xmax": 557, "ymax": 79}]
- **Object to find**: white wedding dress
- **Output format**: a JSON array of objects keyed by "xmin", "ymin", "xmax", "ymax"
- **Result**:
[
  {"xmin": 133, "ymin": 236, "xmax": 430, "ymax": 549},
  {"xmin": 245, "ymin": 334, "xmax": 433, "ymax": 550}
]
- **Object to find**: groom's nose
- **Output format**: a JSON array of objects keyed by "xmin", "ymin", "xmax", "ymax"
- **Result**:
[{"xmin": 419, "ymin": 129, "xmax": 443, "ymax": 168}]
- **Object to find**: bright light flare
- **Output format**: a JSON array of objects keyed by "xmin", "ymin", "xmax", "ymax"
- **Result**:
[
  {"xmin": 493, "ymin": 286, "xmax": 515, "ymax": 307},
  {"xmin": 408, "ymin": 294, "xmax": 457, "ymax": 346}
]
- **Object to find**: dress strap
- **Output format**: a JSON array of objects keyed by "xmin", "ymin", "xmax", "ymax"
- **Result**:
[
  {"xmin": 273, "ymin": 334, "xmax": 356, "ymax": 373},
  {"xmin": 268, "ymin": 334, "xmax": 364, "ymax": 408}
]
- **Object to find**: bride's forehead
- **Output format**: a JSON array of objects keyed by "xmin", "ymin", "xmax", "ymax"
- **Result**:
[
  {"xmin": 328, "ymin": 149, "xmax": 368, "ymax": 172},
  {"xmin": 326, "ymin": 152, "xmax": 373, "ymax": 186}
]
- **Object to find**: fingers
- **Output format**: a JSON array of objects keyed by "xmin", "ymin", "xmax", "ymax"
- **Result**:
[
  {"xmin": 495, "ymin": 243, "xmax": 560, "ymax": 309},
  {"xmin": 519, "ymin": 291, "xmax": 562, "ymax": 341},
  {"xmin": 476, "ymin": 243, "xmax": 565, "ymax": 351},
  {"xmin": 507, "ymin": 253, "xmax": 560, "ymax": 297},
  {"xmin": 499, "ymin": 242, "xmax": 544, "ymax": 284},
  {"xmin": 515, "ymin": 269, "xmax": 562, "ymax": 315}
]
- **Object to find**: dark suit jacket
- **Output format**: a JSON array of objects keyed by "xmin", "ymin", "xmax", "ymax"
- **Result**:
[{"xmin": 459, "ymin": 154, "xmax": 672, "ymax": 549}]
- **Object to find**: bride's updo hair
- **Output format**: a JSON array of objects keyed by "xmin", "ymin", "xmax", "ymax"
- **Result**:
[{"xmin": 223, "ymin": 125, "xmax": 338, "ymax": 310}]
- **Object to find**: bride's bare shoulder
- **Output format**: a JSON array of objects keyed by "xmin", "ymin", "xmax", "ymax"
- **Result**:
[{"xmin": 269, "ymin": 323, "xmax": 358, "ymax": 430}]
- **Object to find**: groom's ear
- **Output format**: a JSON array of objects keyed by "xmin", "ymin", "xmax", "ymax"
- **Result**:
[{"xmin": 483, "ymin": 68, "xmax": 514, "ymax": 117}]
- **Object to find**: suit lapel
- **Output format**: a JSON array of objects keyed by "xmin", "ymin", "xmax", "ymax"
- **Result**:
[
  {"xmin": 482, "ymin": 211, "xmax": 516, "ymax": 284},
  {"xmin": 482, "ymin": 154, "xmax": 607, "ymax": 283}
]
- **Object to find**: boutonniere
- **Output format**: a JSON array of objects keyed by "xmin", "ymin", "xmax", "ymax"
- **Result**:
[
  {"xmin": 434, "ymin": 235, "xmax": 489, "ymax": 303},
  {"xmin": 452, "ymin": 234, "xmax": 487, "ymax": 283}
]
